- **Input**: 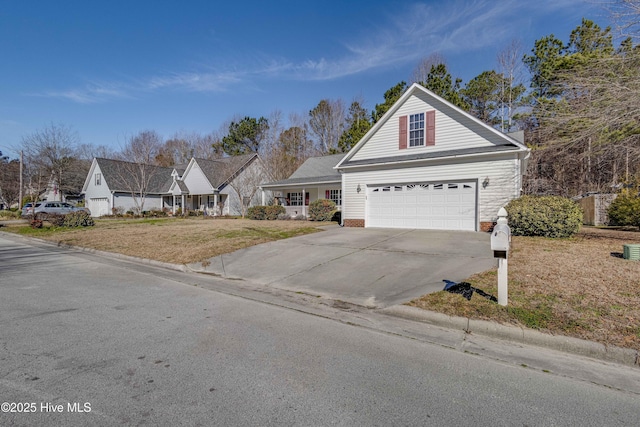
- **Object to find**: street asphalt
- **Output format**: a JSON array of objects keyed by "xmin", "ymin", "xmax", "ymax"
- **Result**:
[
  {"xmin": 187, "ymin": 225, "xmax": 497, "ymax": 308},
  {"xmin": 1, "ymin": 233, "xmax": 640, "ymax": 426}
]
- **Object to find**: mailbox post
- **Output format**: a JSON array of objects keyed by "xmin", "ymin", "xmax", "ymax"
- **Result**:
[{"xmin": 491, "ymin": 207, "xmax": 511, "ymax": 306}]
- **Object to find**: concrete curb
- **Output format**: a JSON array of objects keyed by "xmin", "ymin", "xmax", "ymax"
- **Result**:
[{"xmin": 380, "ymin": 305, "xmax": 639, "ymax": 367}]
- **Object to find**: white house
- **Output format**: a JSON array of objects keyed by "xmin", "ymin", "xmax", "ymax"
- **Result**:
[
  {"xmin": 261, "ymin": 83, "xmax": 530, "ymax": 231},
  {"xmin": 335, "ymin": 83, "xmax": 530, "ymax": 231},
  {"xmin": 82, "ymin": 153, "xmax": 262, "ymax": 217}
]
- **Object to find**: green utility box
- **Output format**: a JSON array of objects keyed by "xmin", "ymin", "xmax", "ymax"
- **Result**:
[{"xmin": 623, "ymin": 244, "xmax": 640, "ymax": 260}]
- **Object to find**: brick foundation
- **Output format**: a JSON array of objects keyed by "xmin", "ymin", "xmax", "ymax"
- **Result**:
[
  {"xmin": 344, "ymin": 218, "xmax": 365, "ymax": 227},
  {"xmin": 480, "ymin": 221, "xmax": 495, "ymax": 232}
]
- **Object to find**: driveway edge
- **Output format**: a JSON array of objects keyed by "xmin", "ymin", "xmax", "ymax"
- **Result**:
[{"xmin": 380, "ymin": 305, "xmax": 639, "ymax": 367}]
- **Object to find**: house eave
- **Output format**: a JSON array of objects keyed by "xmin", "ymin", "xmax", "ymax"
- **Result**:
[{"xmin": 338, "ymin": 146, "xmax": 528, "ymax": 170}]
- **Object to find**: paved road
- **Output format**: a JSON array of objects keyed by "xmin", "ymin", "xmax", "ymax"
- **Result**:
[{"xmin": 1, "ymin": 233, "xmax": 640, "ymax": 426}]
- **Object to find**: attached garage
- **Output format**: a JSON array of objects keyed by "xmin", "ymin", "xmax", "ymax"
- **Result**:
[
  {"xmin": 87, "ymin": 197, "xmax": 110, "ymax": 217},
  {"xmin": 367, "ymin": 181, "xmax": 476, "ymax": 230}
]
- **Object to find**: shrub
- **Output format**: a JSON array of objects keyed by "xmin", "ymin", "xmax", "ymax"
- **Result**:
[
  {"xmin": 293, "ymin": 214, "xmax": 307, "ymax": 221},
  {"xmin": 48, "ymin": 213, "xmax": 66, "ymax": 227},
  {"xmin": 505, "ymin": 195, "xmax": 583, "ymax": 238},
  {"xmin": 277, "ymin": 213, "xmax": 290, "ymax": 220},
  {"xmin": 607, "ymin": 194, "xmax": 640, "ymax": 228},
  {"xmin": 247, "ymin": 205, "xmax": 286, "ymax": 220},
  {"xmin": 308, "ymin": 199, "xmax": 336, "ymax": 221},
  {"xmin": 30, "ymin": 218, "xmax": 43, "ymax": 229},
  {"xmin": 63, "ymin": 211, "xmax": 95, "ymax": 227}
]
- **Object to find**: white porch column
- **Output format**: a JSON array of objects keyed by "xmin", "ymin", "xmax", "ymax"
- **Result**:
[
  {"xmin": 302, "ymin": 187, "xmax": 306, "ymax": 217},
  {"xmin": 181, "ymin": 194, "xmax": 185, "ymax": 214},
  {"xmin": 261, "ymin": 188, "xmax": 265, "ymax": 205},
  {"xmin": 172, "ymin": 195, "xmax": 176, "ymax": 215},
  {"xmin": 213, "ymin": 194, "xmax": 218, "ymax": 216}
]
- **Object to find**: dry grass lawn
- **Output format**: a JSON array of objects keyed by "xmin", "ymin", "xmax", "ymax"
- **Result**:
[
  {"xmin": 4, "ymin": 217, "xmax": 640, "ymax": 350},
  {"xmin": 5, "ymin": 217, "xmax": 325, "ymax": 264},
  {"xmin": 409, "ymin": 227, "xmax": 640, "ymax": 351}
]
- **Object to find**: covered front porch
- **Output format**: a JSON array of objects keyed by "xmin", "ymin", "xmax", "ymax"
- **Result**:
[
  {"xmin": 260, "ymin": 183, "xmax": 342, "ymax": 218},
  {"xmin": 162, "ymin": 193, "xmax": 230, "ymax": 216}
]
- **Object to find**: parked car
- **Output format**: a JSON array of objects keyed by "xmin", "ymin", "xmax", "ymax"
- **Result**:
[
  {"xmin": 33, "ymin": 202, "xmax": 90, "ymax": 217},
  {"xmin": 21, "ymin": 203, "xmax": 35, "ymax": 217}
]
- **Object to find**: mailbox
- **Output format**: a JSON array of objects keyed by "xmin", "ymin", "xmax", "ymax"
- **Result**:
[{"xmin": 491, "ymin": 223, "xmax": 510, "ymax": 258}]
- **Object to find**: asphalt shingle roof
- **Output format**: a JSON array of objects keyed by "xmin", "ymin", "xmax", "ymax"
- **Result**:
[
  {"xmin": 96, "ymin": 158, "xmax": 175, "ymax": 194},
  {"xmin": 261, "ymin": 153, "xmax": 345, "ymax": 187}
]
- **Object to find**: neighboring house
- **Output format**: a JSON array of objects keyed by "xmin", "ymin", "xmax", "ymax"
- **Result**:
[
  {"xmin": 40, "ymin": 174, "xmax": 84, "ymax": 204},
  {"xmin": 262, "ymin": 83, "xmax": 530, "ymax": 231},
  {"xmin": 260, "ymin": 153, "xmax": 345, "ymax": 218},
  {"xmin": 82, "ymin": 153, "xmax": 261, "ymax": 217}
]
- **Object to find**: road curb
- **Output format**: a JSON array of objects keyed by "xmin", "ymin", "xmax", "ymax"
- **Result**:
[{"xmin": 380, "ymin": 305, "xmax": 639, "ymax": 367}]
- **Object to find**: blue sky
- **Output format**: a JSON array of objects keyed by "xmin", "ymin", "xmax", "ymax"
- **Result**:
[{"xmin": 0, "ymin": 0, "xmax": 612, "ymax": 157}]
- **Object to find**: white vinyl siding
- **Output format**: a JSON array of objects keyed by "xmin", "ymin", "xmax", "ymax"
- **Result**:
[
  {"xmin": 342, "ymin": 155, "xmax": 520, "ymax": 225},
  {"xmin": 352, "ymin": 91, "xmax": 498, "ymax": 162},
  {"xmin": 182, "ymin": 161, "xmax": 215, "ymax": 194}
]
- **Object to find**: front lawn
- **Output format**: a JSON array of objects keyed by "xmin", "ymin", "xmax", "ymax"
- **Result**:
[
  {"xmin": 409, "ymin": 227, "xmax": 640, "ymax": 350},
  {"xmin": 3, "ymin": 217, "xmax": 325, "ymax": 264}
]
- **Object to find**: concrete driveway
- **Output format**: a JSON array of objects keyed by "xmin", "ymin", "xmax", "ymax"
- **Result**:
[{"xmin": 188, "ymin": 225, "xmax": 497, "ymax": 308}]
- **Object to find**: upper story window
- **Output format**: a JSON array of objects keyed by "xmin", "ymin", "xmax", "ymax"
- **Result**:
[
  {"xmin": 95, "ymin": 173, "xmax": 102, "ymax": 186},
  {"xmin": 409, "ymin": 113, "xmax": 424, "ymax": 147}
]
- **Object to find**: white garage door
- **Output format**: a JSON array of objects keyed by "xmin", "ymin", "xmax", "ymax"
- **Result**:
[
  {"xmin": 87, "ymin": 198, "xmax": 109, "ymax": 217},
  {"xmin": 367, "ymin": 182, "xmax": 476, "ymax": 230}
]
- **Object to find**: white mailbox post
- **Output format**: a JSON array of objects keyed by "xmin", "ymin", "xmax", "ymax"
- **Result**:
[{"xmin": 491, "ymin": 207, "xmax": 511, "ymax": 306}]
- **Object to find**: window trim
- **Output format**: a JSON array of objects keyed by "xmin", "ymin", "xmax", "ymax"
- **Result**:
[{"xmin": 95, "ymin": 173, "xmax": 102, "ymax": 186}]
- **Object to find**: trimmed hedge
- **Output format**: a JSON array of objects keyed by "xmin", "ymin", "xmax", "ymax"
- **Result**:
[
  {"xmin": 309, "ymin": 199, "xmax": 336, "ymax": 221},
  {"xmin": 247, "ymin": 205, "xmax": 286, "ymax": 220},
  {"xmin": 607, "ymin": 194, "xmax": 640, "ymax": 227},
  {"xmin": 505, "ymin": 195, "xmax": 583, "ymax": 238}
]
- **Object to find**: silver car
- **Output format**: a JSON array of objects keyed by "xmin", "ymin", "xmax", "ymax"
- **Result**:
[{"xmin": 34, "ymin": 202, "xmax": 90, "ymax": 216}]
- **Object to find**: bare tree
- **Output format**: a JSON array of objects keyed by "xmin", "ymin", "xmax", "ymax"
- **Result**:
[
  {"xmin": 607, "ymin": 0, "xmax": 640, "ymax": 39},
  {"xmin": 0, "ymin": 153, "xmax": 20, "ymax": 208},
  {"xmin": 116, "ymin": 130, "xmax": 164, "ymax": 213},
  {"xmin": 20, "ymin": 123, "xmax": 83, "ymax": 202},
  {"xmin": 217, "ymin": 155, "xmax": 264, "ymax": 218},
  {"xmin": 410, "ymin": 52, "xmax": 447, "ymax": 85},
  {"xmin": 497, "ymin": 39, "xmax": 525, "ymax": 131},
  {"xmin": 308, "ymin": 99, "xmax": 345, "ymax": 153}
]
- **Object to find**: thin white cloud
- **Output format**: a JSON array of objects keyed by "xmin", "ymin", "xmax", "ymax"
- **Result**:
[
  {"xmin": 31, "ymin": 82, "xmax": 131, "ymax": 104},
  {"xmin": 33, "ymin": 0, "xmax": 597, "ymax": 102}
]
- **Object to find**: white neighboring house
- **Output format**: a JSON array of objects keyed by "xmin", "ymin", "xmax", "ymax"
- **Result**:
[
  {"xmin": 82, "ymin": 153, "xmax": 263, "ymax": 217},
  {"xmin": 335, "ymin": 83, "xmax": 530, "ymax": 231}
]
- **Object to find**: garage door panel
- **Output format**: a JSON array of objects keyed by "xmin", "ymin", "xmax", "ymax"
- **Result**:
[{"xmin": 368, "ymin": 182, "xmax": 476, "ymax": 231}]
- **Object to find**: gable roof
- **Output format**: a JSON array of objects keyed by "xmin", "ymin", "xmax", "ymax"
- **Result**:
[
  {"xmin": 190, "ymin": 153, "xmax": 258, "ymax": 189},
  {"xmin": 336, "ymin": 83, "xmax": 529, "ymax": 169},
  {"xmin": 261, "ymin": 153, "xmax": 345, "ymax": 188},
  {"xmin": 84, "ymin": 158, "xmax": 175, "ymax": 194}
]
